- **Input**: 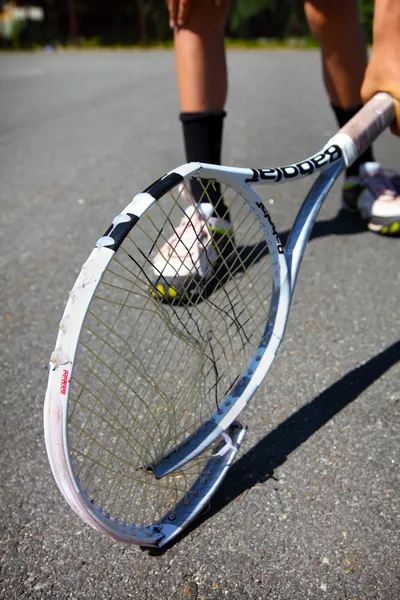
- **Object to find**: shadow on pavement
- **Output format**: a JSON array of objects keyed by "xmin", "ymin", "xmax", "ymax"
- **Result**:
[
  {"xmin": 147, "ymin": 338, "xmax": 399, "ymax": 555},
  {"xmin": 236, "ymin": 208, "xmax": 366, "ymax": 272}
]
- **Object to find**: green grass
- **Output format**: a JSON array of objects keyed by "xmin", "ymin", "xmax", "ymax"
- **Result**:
[{"xmin": 226, "ymin": 37, "xmax": 319, "ymax": 49}]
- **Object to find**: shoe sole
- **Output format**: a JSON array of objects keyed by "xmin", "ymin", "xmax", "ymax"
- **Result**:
[
  {"xmin": 342, "ymin": 202, "xmax": 400, "ymax": 236},
  {"xmin": 368, "ymin": 219, "xmax": 400, "ymax": 236}
]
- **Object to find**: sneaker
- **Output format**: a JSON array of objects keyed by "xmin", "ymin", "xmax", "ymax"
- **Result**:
[
  {"xmin": 342, "ymin": 162, "xmax": 400, "ymax": 235},
  {"xmin": 151, "ymin": 194, "xmax": 234, "ymax": 303}
]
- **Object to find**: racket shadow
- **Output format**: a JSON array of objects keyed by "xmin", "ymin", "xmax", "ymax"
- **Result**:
[
  {"xmin": 235, "ymin": 208, "xmax": 366, "ymax": 273},
  {"xmin": 197, "ymin": 209, "xmax": 366, "ymax": 300},
  {"xmin": 146, "ymin": 338, "xmax": 399, "ymax": 554}
]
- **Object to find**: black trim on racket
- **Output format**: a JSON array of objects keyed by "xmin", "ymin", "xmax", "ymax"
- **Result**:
[
  {"xmin": 102, "ymin": 213, "xmax": 140, "ymax": 251},
  {"xmin": 143, "ymin": 172, "xmax": 184, "ymax": 200}
]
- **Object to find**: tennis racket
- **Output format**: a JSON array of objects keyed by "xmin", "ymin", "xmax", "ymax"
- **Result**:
[{"xmin": 44, "ymin": 93, "xmax": 395, "ymax": 548}]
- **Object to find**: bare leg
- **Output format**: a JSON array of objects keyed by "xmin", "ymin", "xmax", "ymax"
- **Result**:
[
  {"xmin": 171, "ymin": 1, "xmax": 230, "ymax": 216},
  {"xmin": 304, "ymin": 0, "xmax": 400, "ymax": 235},
  {"xmin": 173, "ymin": 0, "xmax": 229, "ymax": 112},
  {"xmin": 151, "ymin": 2, "xmax": 233, "ymax": 301},
  {"xmin": 304, "ymin": 0, "xmax": 367, "ymax": 107},
  {"xmin": 305, "ymin": 0, "xmax": 376, "ymax": 178}
]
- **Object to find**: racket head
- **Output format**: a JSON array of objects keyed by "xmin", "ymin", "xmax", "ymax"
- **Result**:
[{"xmin": 44, "ymin": 162, "xmax": 290, "ymax": 546}]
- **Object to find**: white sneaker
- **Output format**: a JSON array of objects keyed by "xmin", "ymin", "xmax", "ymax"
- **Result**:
[
  {"xmin": 151, "ymin": 196, "xmax": 234, "ymax": 302},
  {"xmin": 342, "ymin": 162, "xmax": 400, "ymax": 235}
]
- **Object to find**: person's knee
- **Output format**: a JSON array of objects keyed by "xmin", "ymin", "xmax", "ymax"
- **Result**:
[{"xmin": 304, "ymin": 0, "xmax": 358, "ymax": 42}]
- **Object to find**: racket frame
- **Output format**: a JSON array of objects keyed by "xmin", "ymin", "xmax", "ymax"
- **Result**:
[
  {"xmin": 44, "ymin": 160, "xmax": 284, "ymax": 546},
  {"xmin": 44, "ymin": 93, "xmax": 395, "ymax": 547}
]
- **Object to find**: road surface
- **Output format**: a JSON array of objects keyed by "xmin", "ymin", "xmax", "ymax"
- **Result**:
[{"xmin": 0, "ymin": 50, "xmax": 399, "ymax": 600}]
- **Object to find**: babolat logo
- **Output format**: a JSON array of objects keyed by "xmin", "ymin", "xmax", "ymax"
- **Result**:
[
  {"xmin": 255, "ymin": 202, "xmax": 284, "ymax": 254},
  {"xmin": 60, "ymin": 369, "xmax": 69, "ymax": 395},
  {"xmin": 245, "ymin": 144, "xmax": 342, "ymax": 183}
]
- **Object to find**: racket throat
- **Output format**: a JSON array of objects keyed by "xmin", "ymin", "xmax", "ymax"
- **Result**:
[
  {"xmin": 285, "ymin": 160, "xmax": 344, "ymax": 293},
  {"xmin": 154, "ymin": 422, "xmax": 247, "ymax": 548},
  {"xmin": 216, "ymin": 423, "xmax": 243, "ymax": 457},
  {"xmin": 153, "ymin": 421, "xmax": 244, "ymax": 480}
]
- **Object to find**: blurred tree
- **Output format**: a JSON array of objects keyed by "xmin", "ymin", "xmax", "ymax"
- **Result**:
[
  {"xmin": 4, "ymin": 0, "xmax": 374, "ymax": 47},
  {"xmin": 66, "ymin": 0, "xmax": 78, "ymax": 41},
  {"xmin": 228, "ymin": 0, "xmax": 308, "ymax": 39},
  {"xmin": 136, "ymin": 0, "xmax": 152, "ymax": 44},
  {"xmin": 359, "ymin": 0, "xmax": 374, "ymax": 42},
  {"xmin": 229, "ymin": 0, "xmax": 273, "ymax": 31}
]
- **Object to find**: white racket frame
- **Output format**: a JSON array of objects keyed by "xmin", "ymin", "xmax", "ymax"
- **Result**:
[{"xmin": 44, "ymin": 93, "xmax": 395, "ymax": 547}]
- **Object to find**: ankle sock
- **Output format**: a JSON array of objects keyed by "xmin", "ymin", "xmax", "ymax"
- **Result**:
[{"xmin": 180, "ymin": 110, "xmax": 229, "ymax": 220}]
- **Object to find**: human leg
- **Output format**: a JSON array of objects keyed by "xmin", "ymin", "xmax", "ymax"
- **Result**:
[
  {"xmin": 305, "ymin": 0, "xmax": 400, "ymax": 234},
  {"xmin": 304, "ymin": 0, "xmax": 373, "ymax": 171},
  {"xmin": 152, "ymin": 1, "xmax": 233, "ymax": 301},
  {"xmin": 175, "ymin": 0, "xmax": 229, "ymax": 200}
]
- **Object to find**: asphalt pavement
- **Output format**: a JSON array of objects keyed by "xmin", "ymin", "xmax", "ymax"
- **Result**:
[{"xmin": 0, "ymin": 50, "xmax": 399, "ymax": 600}]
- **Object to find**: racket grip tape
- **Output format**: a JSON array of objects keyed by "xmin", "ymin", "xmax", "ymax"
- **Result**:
[{"xmin": 326, "ymin": 93, "xmax": 396, "ymax": 167}]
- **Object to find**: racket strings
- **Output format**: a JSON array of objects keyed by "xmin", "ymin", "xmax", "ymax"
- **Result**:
[
  {"xmin": 172, "ymin": 184, "xmax": 273, "ymax": 388},
  {"xmin": 146, "ymin": 183, "xmax": 272, "ymax": 370},
  {"xmin": 68, "ymin": 259, "xmax": 145, "ymax": 490},
  {"xmin": 68, "ymin": 178, "xmax": 273, "ymax": 527},
  {"xmin": 100, "ymin": 229, "xmax": 209, "ymax": 444},
  {"xmin": 123, "ymin": 195, "xmax": 230, "ymax": 415}
]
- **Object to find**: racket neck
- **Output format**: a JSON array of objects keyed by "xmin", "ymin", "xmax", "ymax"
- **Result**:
[{"xmin": 285, "ymin": 159, "xmax": 344, "ymax": 294}]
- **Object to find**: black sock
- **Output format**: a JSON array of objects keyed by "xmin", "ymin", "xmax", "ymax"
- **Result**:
[
  {"xmin": 331, "ymin": 104, "xmax": 376, "ymax": 178},
  {"xmin": 180, "ymin": 110, "xmax": 229, "ymax": 220}
]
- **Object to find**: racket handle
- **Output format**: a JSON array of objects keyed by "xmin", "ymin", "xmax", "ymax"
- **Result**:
[{"xmin": 327, "ymin": 93, "xmax": 396, "ymax": 166}]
